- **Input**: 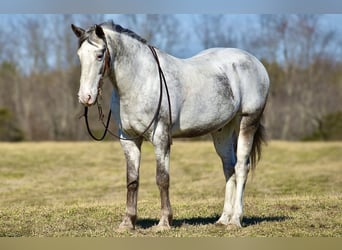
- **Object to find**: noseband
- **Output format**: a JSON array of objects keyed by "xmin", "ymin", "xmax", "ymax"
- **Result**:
[{"xmin": 82, "ymin": 36, "xmax": 172, "ymax": 143}]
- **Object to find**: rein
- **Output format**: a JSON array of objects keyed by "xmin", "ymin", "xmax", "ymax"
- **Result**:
[{"xmin": 82, "ymin": 44, "xmax": 172, "ymax": 143}]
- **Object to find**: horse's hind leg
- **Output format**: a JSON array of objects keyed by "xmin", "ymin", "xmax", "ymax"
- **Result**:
[
  {"xmin": 229, "ymin": 111, "xmax": 265, "ymax": 227},
  {"xmin": 211, "ymin": 120, "xmax": 238, "ymax": 226},
  {"xmin": 119, "ymin": 138, "xmax": 143, "ymax": 230}
]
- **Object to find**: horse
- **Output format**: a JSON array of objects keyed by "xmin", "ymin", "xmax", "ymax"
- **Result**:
[{"xmin": 71, "ymin": 20, "xmax": 269, "ymax": 230}]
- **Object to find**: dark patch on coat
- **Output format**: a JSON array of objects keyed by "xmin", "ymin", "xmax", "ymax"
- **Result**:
[
  {"xmin": 236, "ymin": 54, "xmax": 257, "ymax": 74},
  {"xmin": 239, "ymin": 60, "xmax": 253, "ymax": 71},
  {"xmin": 215, "ymin": 74, "xmax": 234, "ymax": 100}
]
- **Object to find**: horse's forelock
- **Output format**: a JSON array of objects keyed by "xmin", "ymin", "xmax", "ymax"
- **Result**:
[{"xmin": 78, "ymin": 28, "xmax": 92, "ymax": 48}]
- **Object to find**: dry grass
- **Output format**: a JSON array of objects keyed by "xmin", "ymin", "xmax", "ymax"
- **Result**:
[{"xmin": 0, "ymin": 141, "xmax": 341, "ymax": 236}]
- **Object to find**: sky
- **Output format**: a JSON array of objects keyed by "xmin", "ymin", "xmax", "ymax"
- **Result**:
[
  {"xmin": 2, "ymin": 0, "xmax": 342, "ymax": 13},
  {"xmin": 0, "ymin": 14, "xmax": 341, "ymax": 70},
  {"xmin": 1, "ymin": 14, "xmax": 259, "ymax": 58},
  {"xmin": 104, "ymin": 14, "xmax": 342, "ymax": 57}
]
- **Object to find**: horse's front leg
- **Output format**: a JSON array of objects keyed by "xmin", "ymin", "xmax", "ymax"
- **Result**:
[
  {"xmin": 119, "ymin": 138, "xmax": 143, "ymax": 230},
  {"xmin": 153, "ymin": 133, "xmax": 173, "ymax": 230}
]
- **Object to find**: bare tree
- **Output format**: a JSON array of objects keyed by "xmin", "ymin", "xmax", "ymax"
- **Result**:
[
  {"xmin": 117, "ymin": 14, "xmax": 184, "ymax": 55},
  {"xmin": 253, "ymin": 14, "xmax": 341, "ymax": 139},
  {"xmin": 19, "ymin": 15, "xmax": 51, "ymax": 73},
  {"xmin": 194, "ymin": 14, "xmax": 238, "ymax": 49}
]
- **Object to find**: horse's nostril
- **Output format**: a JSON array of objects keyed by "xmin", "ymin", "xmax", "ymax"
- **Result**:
[{"xmin": 87, "ymin": 95, "xmax": 91, "ymax": 103}]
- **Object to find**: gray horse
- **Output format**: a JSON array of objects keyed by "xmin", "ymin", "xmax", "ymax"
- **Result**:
[{"xmin": 72, "ymin": 20, "xmax": 269, "ymax": 230}]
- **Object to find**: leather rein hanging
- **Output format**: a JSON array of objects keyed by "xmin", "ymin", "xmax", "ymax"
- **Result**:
[{"xmin": 82, "ymin": 42, "xmax": 172, "ymax": 142}]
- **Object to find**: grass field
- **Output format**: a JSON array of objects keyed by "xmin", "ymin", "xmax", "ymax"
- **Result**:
[{"xmin": 0, "ymin": 141, "xmax": 341, "ymax": 237}]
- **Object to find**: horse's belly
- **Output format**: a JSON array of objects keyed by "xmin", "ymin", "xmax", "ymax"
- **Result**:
[
  {"xmin": 172, "ymin": 124, "xmax": 222, "ymax": 138},
  {"xmin": 172, "ymin": 101, "xmax": 239, "ymax": 138}
]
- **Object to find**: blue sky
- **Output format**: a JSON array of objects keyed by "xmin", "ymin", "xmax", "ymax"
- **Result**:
[
  {"xmin": 2, "ymin": 0, "xmax": 342, "ymax": 13},
  {"xmin": 0, "ymin": 14, "xmax": 341, "ymax": 69}
]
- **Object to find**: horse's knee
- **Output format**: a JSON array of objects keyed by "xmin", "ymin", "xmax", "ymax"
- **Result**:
[
  {"xmin": 127, "ymin": 179, "xmax": 139, "ymax": 191},
  {"xmin": 156, "ymin": 170, "xmax": 170, "ymax": 188}
]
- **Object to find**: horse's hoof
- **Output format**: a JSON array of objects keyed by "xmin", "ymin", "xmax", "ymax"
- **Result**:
[
  {"xmin": 152, "ymin": 215, "xmax": 172, "ymax": 232},
  {"xmin": 226, "ymin": 218, "xmax": 242, "ymax": 229},
  {"xmin": 118, "ymin": 221, "xmax": 135, "ymax": 232},
  {"xmin": 215, "ymin": 220, "xmax": 228, "ymax": 227}
]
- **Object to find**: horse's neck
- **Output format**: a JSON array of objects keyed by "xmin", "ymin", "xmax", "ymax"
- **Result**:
[{"xmin": 108, "ymin": 33, "xmax": 154, "ymax": 96}]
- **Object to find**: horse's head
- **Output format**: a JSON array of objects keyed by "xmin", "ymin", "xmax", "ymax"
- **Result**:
[{"xmin": 71, "ymin": 24, "xmax": 110, "ymax": 106}]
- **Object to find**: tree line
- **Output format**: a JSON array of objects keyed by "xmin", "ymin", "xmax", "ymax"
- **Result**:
[{"xmin": 0, "ymin": 14, "xmax": 341, "ymax": 141}]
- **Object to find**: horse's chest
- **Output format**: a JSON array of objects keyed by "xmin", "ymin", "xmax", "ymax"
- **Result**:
[{"xmin": 119, "ymin": 100, "xmax": 156, "ymax": 133}]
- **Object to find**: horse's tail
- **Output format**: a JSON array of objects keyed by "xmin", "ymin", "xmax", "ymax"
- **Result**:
[{"xmin": 250, "ymin": 118, "xmax": 267, "ymax": 172}]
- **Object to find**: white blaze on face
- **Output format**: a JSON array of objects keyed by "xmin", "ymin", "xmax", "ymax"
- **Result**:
[{"xmin": 77, "ymin": 41, "xmax": 105, "ymax": 106}]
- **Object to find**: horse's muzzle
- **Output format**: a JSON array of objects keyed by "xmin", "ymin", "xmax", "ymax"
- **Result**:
[{"xmin": 79, "ymin": 94, "xmax": 96, "ymax": 106}]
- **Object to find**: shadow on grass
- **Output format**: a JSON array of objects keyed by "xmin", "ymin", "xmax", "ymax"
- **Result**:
[
  {"xmin": 242, "ymin": 215, "xmax": 288, "ymax": 226},
  {"xmin": 136, "ymin": 215, "xmax": 289, "ymax": 229}
]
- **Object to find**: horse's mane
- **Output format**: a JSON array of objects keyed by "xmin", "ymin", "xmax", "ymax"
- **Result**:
[
  {"xmin": 103, "ymin": 20, "xmax": 147, "ymax": 44},
  {"xmin": 78, "ymin": 20, "xmax": 147, "ymax": 47}
]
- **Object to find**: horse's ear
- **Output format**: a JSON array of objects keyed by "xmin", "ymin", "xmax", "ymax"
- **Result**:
[
  {"xmin": 95, "ymin": 25, "xmax": 105, "ymax": 40},
  {"xmin": 71, "ymin": 24, "xmax": 85, "ymax": 38}
]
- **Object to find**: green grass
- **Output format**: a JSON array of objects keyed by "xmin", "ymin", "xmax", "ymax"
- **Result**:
[{"xmin": 0, "ymin": 141, "xmax": 341, "ymax": 236}]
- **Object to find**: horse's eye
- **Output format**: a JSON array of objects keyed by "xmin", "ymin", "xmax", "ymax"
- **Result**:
[{"xmin": 96, "ymin": 54, "xmax": 103, "ymax": 61}]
